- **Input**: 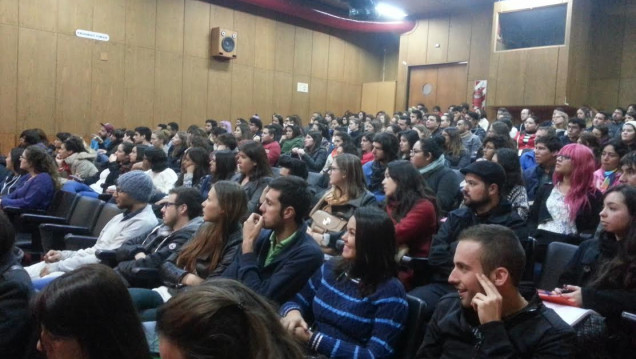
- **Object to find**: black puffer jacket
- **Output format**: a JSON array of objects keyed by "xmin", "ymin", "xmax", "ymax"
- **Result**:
[{"xmin": 417, "ymin": 291, "xmax": 575, "ymax": 358}]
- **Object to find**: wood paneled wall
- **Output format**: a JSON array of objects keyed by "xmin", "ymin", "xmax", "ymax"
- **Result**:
[
  {"xmin": 396, "ymin": 5, "xmax": 492, "ymax": 111},
  {"xmin": 588, "ymin": 0, "xmax": 636, "ymax": 111},
  {"xmin": 0, "ymin": 0, "xmax": 392, "ymax": 154}
]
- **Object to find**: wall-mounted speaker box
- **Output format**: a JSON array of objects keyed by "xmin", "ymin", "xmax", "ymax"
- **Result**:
[{"xmin": 210, "ymin": 27, "xmax": 237, "ymax": 60}]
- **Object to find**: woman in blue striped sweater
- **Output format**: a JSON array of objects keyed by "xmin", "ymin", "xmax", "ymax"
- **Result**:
[{"xmin": 280, "ymin": 207, "xmax": 408, "ymax": 358}]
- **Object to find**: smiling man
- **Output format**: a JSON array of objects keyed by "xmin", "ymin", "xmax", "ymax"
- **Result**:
[{"xmin": 417, "ymin": 224, "xmax": 574, "ymax": 358}]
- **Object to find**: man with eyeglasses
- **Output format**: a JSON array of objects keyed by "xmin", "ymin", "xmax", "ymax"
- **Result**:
[
  {"xmin": 111, "ymin": 187, "xmax": 204, "ymax": 287},
  {"xmin": 26, "ymin": 171, "xmax": 158, "ymax": 281}
]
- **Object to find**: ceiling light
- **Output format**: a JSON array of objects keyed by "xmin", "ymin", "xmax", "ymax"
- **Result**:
[{"xmin": 375, "ymin": 2, "xmax": 407, "ymax": 20}]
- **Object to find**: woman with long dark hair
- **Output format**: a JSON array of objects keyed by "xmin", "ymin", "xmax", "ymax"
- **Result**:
[
  {"xmin": 442, "ymin": 127, "xmax": 470, "ymax": 169},
  {"xmin": 235, "ymin": 141, "xmax": 273, "ymax": 214},
  {"xmin": 34, "ymin": 264, "xmax": 150, "ymax": 359},
  {"xmin": 199, "ymin": 150, "xmax": 236, "ymax": 200},
  {"xmin": 383, "ymin": 160, "xmax": 438, "ymax": 288},
  {"xmin": 175, "ymin": 147, "xmax": 210, "ymax": 190},
  {"xmin": 398, "ymin": 129, "xmax": 419, "ymax": 161},
  {"xmin": 280, "ymin": 207, "xmax": 408, "ymax": 358},
  {"xmin": 57, "ymin": 136, "xmax": 98, "ymax": 183},
  {"xmin": 128, "ymin": 181, "xmax": 247, "ymax": 321},
  {"xmin": 493, "ymin": 148, "xmax": 529, "ymax": 220},
  {"xmin": 280, "ymin": 125, "xmax": 304, "ymax": 155},
  {"xmin": 291, "ymin": 131, "xmax": 327, "ymax": 172},
  {"xmin": 0, "ymin": 147, "xmax": 28, "ymax": 196},
  {"xmin": 557, "ymin": 185, "xmax": 636, "ymax": 356},
  {"xmin": 168, "ymin": 131, "xmax": 187, "ymax": 172},
  {"xmin": 593, "ymin": 140, "xmax": 629, "ymax": 193}
]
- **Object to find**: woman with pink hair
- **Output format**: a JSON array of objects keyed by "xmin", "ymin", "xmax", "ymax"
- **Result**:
[{"xmin": 528, "ymin": 143, "xmax": 603, "ymax": 262}]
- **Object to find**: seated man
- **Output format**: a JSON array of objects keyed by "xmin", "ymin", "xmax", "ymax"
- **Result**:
[
  {"xmin": 26, "ymin": 171, "xmax": 158, "ymax": 281},
  {"xmin": 417, "ymin": 224, "xmax": 574, "ymax": 358},
  {"xmin": 221, "ymin": 176, "xmax": 323, "ymax": 304},
  {"xmin": 114, "ymin": 187, "xmax": 204, "ymax": 287}
]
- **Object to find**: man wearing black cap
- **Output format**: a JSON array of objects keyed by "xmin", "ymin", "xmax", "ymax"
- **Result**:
[{"xmin": 410, "ymin": 161, "xmax": 527, "ymax": 320}]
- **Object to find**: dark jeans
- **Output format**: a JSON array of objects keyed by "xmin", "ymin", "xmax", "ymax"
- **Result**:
[{"xmin": 128, "ymin": 288, "xmax": 164, "ymax": 321}]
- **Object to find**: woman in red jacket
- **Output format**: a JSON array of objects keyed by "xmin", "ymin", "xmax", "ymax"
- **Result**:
[{"xmin": 382, "ymin": 160, "xmax": 438, "ymax": 289}]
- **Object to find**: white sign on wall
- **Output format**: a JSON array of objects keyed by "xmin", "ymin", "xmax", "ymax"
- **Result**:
[
  {"xmin": 297, "ymin": 82, "xmax": 309, "ymax": 93},
  {"xmin": 75, "ymin": 29, "xmax": 109, "ymax": 42}
]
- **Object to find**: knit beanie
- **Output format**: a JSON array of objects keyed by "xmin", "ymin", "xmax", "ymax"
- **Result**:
[{"xmin": 117, "ymin": 171, "xmax": 154, "ymax": 203}]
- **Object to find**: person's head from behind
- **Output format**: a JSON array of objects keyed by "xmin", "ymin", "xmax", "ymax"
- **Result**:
[
  {"xmin": 237, "ymin": 141, "xmax": 272, "ymax": 179},
  {"xmin": 134, "ymin": 126, "xmax": 152, "ymax": 144},
  {"xmin": 492, "ymin": 148, "xmax": 523, "ymax": 194},
  {"xmin": 114, "ymin": 171, "xmax": 154, "ymax": 209},
  {"xmin": 339, "ymin": 207, "xmax": 397, "ymax": 296},
  {"xmin": 210, "ymin": 150, "xmax": 236, "ymax": 181},
  {"xmin": 278, "ymin": 155, "xmax": 308, "ymax": 179},
  {"xmin": 260, "ymin": 176, "xmax": 311, "ymax": 228},
  {"xmin": 162, "ymin": 187, "xmax": 203, "ymax": 228},
  {"xmin": 449, "ymin": 224, "xmax": 525, "ymax": 308},
  {"xmin": 157, "ymin": 279, "xmax": 303, "ymax": 359},
  {"xmin": 460, "ymin": 161, "xmax": 506, "ymax": 213},
  {"xmin": 143, "ymin": 147, "xmax": 169, "ymax": 172},
  {"xmin": 620, "ymin": 151, "xmax": 636, "ymax": 186},
  {"xmin": 598, "ymin": 185, "xmax": 636, "ymax": 240},
  {"xmin": 215, "ymin": 133, "xmax": 238, "ymax": 152},
  {"xmin": 535, "ymin": 126, "xmax": 556, "ymax": 139},
  {"xmin": 487, "ymin": 121, "xmax": 510, "ymax": 138},
  {"xmin": 34, "ymin": 264, "xmax": 150, "ymax": 359}
]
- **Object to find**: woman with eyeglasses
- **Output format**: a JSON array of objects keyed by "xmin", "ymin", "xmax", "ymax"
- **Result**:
[
  {"xmin": 306, "ymin": 153, "xmax": 377, "ymax": 254},
  {"xmin": 128, "ymin": 181, "xmax": 247, "ymax": 321},
  {"xmin": 528, "ymin": 143, "xmax": 603, "ymax": 262},
  {"xmin": 0, "ymin": 147, "xmax": 28, "ymax": 196},
  {"xmin": 593, "ymin": 140, "xmax": 630, "ymax": 193},
  {"xmin": 0, "ymin": 145, "xmax": 59, "ymax": 211}
]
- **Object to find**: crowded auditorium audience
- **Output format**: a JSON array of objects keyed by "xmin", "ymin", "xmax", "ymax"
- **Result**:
[{"xmin": 1, "ymin": 100, "xmax": 636, "ymax": 358}]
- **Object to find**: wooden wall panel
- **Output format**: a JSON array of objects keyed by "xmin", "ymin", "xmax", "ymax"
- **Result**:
[
  {"xmin": 252, "ymin": 69, "xmax": 274, "ymax": 119},
  {"xmin": 123, "ymin": 46, "xmax": 155, "ymax": 128},
  {"xmin": 343, "ymin": 83, "xmax": 361, "ymax": 113},
  {"xmin": 494, "ymin": 51, "xmax": 525, "ymax": 106},
  {"xmin": 395, "ymin": 35, "xmax": 409, "ymax": 111},
  {"xmin": 426, "ymin": 17, "xmax": 449, "ymax": 64},
  {"xmin": 436, "ymin": 65, "xmax": 467, "ymax": 110},
  {"xmin": 589, "ymin": 4, "xmax": 624, "ymax": 81},
  {"xmin": 93, "ymin": 0, "xmax": 126, "ymax": 44},
  {"xmin": 272, "ymin": 71, "xmax": 292, "ymax": 117},
  {"xmin": 293, "ymin": 27, "xmax": 312, "ymax": 75},
  {"xmin": 154, "ymin": 51, "xmax": 183, "ymax": 125},
  {"xmin": 0, "ymin": 134, "xmax": 16, "ymax": 158},
  {"xmin": 291, "ymin": 74, "xmax": 310, "ymax": 119},
  {"xmin": 326, "ymin": 80, "xmax": 344, "ymax": 115},
  {"xmin": 406, "ymin": 22, "xmax": 428, "ymax": 66},
  {"xmin": 57, "ymin": 0, "xmax": 93, "ymax": 36},
  {"xmin": 361, "ymin": 49, "xmax": 381, "ymax": 83},
  {"xmin": 376, "ymin": 81, "xmax": 396, "ymax": 114},
  {"xmin": 19, "ymin": 0, "xmax": 57, "ymax": 32},
  {"xmin": 408, "ymin": 67, "xmax": 438, "ymax": 108},
  {"xmin": 125, "ymin": 0, "xmax": 156, "ymax": 48},
  {"xmin": 554, "ymin": 47, "xmax": 569, "ymax": 105},
  {"xmin": 311, "ymin": 32, "xmax": 329, "ymax": 79},
  {"xmin": 618, "ymin": 78, "xmax": 636, "ymax": 106},
  {"xmin": 209, "ymin": 3, "xmax": 233, "ymax": 30},
  {"xmin": 361, "ymin": 82, "xmax": 378, "ymax": 113},
  {"xmin": 342, "ymin": 43, "xmax": 359, "ymax": 84},
  {"xmin": 467, "ymin": 8, "xmax": 492, "ymax": 81},
  {"xmin": 274, "ymin": 22, "xmax": 294, "ymax": 73},
  {"xmin": 524, "ymin": 48, "xmax": 559, "ymax": 105},
  {"xmin": 230, "ymin": 63, "xmax": 253, "ymax": 120},
  {"xmin": 184, "ymin": 0, "xmax": 210, "ymax": 59},
  {"xmin": 254, "ymin": 16, "xmax": 276, "ymax": 70},
  {"xmin": 17, "ymin": 29, "xmax": 57, "ymax": 133},
  {"xmin": 309, "ymin": 77, "xmax": 327, "ymax": 115},
  {"xmin": 91, "ymin": 41, "xmax": 125, "ymax": 127},
  {"xmin": 233, "ymin": 11, "xmax": 255, "ymax": 67},
  {"xmin": 0, "ymin": 0, "xmax": 18, "ymax": 25},
  {"xmin": 327, "ymin": 36, "xmax": 345, "ymax": 81},
  {"xmin": 588, "ymin": 79, "xmax": 620, "ymax": 110},
  {"xmin": 0, "ymin": 24, "xmax": 18, "ymax": 134},
  {"xmin": 447, "ymin": 13, "xmax": 471, "ymax": 62},
  {"xmin": 182, "ymin": 56, "xmax": 209, "ymax": 125},
  {"xmin": 621, "ymin": 18, "xmax": 636, "ymax": 78},
  {"xmin": 156, "ymin": 0, "xmax": 184, "ymax": 54},
  {"xmin": 207, "ymin": 61, "xmax": 231, "ymax": 122},
  {"xmin": 55, "ymin": 35, "xmax": 92, "ymax": 135}
]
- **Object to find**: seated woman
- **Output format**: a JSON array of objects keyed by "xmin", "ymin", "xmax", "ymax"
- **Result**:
[
  {"xmin": 480, "ymin": 134, "xmax": 512, "ymax": 161},
  {"xmin": 442, "ymin": 127, "xmax": 470, "ymax": 169},
  {"xmin": 174, "ymin": 147, "xmax": 210, "ymax": 191},
  {"xmin": 143, "ymin": 147, "xmax": 178, "ymax": 195},
  {"xmin": 0, "ymin": 147, "xmax": 28, "ymax": 196},
  {"xmin": 291, "ymin": 131, "xmax": 328, "ymax": 172},
  {"xmin": 515, "ymin": 115, "xmax": 538, "ymax": 153},
  {"xmin": 200, "ymin": 150, "xmax": 236, "ymax": 200},
  {"xmin": 280, "ymin": 125, "xmax": 304, "ymax": 155},
  {"xmin": 529, "ymin": 143, "xmax": 603, "ymax": 262},
  {"xmin": 307, "ymin": 153, "xmax": 376, "ymax": 254},
  {"xmin": 57, "ymin": 136, "xmax": 98, "ymax": 183},
  {"xmin": 128, "ymin": 181, "xmax": 246, "ymax": 321},
  {"xmin": 594, "ymin": 140, "xmax": 629, "ymax": 193},
  {"xmin": 150, "ymin": 129, "xmax": 169, "ymax": 154},
  {"xmin": 33, "ymin": 264, "xmax": 150, "ymax": 359},
  {"xmin": 280, "ymin": 207, "xmax": 408, "ymax": 358},
  {"xmin": 360, "ymin": 132, "xmax": 375, "ymax": 165},
  {"xmin": 383, "ymin": 160, "xmax": 438, "ymax": 288},
  {"xmin": 157, "ymin": 279, "xmax": 304, "ymax": 359},
  {"xmin": 167, "ymin": 131, "xmax": 187, "ymax": 172},
  {"xmin": 557, "ymin": 185, "xmax": 636, "ymax": 357},
  {"xmin": 398, "ymin": 129, "xmax": 419, "ymax": 161},
  {"xmin": 0, "ymin": 145, "xmax": 58, "ymax": 211},
  {"xmin": 130, "ymin": 144, "xmax": 150, "ymax": 171},
  {"xmin": 234, "ymin": 141, "xmax": 273, "ymax": 214},
  {"xmin": 493, "ymin": 148, "xmax": 529, "ymax": 220}
]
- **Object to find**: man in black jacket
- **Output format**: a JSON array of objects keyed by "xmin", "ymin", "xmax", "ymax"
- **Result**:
[
  {"xmin": 417, "ymin": 224, "xmax": 574, "ymax": 358},
  {"xmin": 410, "ymin": 161, "xmax": 527, "ymax": 319},
  {"xmin": 114, "ymin": 187, "xmax": 203, "ymax": 287}
]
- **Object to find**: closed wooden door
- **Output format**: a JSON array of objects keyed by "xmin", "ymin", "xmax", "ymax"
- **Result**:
[{"xmin": 408, "ymin": 63, "xmax": 468, "ymax": 111}]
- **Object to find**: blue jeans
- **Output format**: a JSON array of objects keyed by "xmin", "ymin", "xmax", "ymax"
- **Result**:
[{"xmin": 62, "ymin": 181, "xmax": 99, "ymax": 198}]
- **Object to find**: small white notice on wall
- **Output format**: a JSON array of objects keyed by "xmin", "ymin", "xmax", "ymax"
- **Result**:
[
  {"xmin": 297, "ymin": 82, "xmax": 309, "ymax": 93},
  {"xmin": 76, "ymin": 29, "xmax": 109, "ymax": 42}
]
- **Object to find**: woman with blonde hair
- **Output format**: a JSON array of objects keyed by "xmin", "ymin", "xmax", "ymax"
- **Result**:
[{"xmin": 307, "ymin": 153, "xmax": 377, "ymax": 254}]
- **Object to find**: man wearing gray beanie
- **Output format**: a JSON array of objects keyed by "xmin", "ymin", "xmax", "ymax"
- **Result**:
[{"xmin": 27, "ymin": 171, "xmax": 159, "ymax": 280}]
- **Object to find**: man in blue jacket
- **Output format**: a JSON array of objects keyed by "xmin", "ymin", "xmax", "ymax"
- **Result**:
[{"xmin": 222, "ymin": 176, "xmax": 323, "ymax": 304}]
